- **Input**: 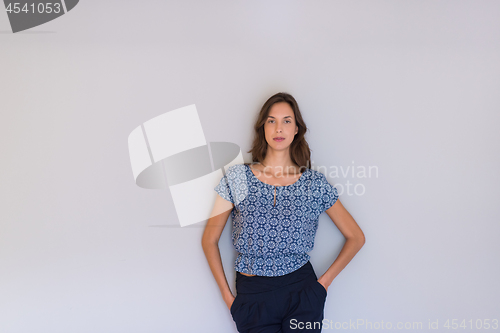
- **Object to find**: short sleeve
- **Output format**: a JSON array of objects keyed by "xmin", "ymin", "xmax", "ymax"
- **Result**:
[
  {"xmin": 321, "ymin": 174, "xmax": 339, "ymax": 212},
  {"xmin": 214, "ymin": 173, "xmax": 234, "ymax": 204}
]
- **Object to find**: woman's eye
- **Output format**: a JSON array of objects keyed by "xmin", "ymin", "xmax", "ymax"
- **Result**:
[{"xmin": 267, "ymin": 119, "xmax": 292, "ymax": 123}]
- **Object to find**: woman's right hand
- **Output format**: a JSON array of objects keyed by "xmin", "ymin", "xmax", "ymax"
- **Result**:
[{"xmin": 224, "ymin": 293, "xmax": 236, "ymax": 311}]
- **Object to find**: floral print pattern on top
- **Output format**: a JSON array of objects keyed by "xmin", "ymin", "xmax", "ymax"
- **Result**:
[{"xmin": 214, "ymin": 164, "xmax": 339, "ymax": 277}]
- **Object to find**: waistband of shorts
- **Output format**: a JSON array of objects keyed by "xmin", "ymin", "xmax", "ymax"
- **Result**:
[{"xmin": 235, "ymin": 261, "xmax": 316, "ymax": 294}]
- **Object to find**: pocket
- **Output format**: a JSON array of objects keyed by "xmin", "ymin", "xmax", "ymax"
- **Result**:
[
  {"xmin": 315, "ymin": 280, "xmax": 327, "ymax": 296},
  {"xmin": 230, "ymin": 294, "xmax": 240, "ymax": 314}
]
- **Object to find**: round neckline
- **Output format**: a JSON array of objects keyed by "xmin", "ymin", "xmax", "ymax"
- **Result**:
[{"xmin": 246, "ymin": 164, "xmax": 308, "ymax": 188}]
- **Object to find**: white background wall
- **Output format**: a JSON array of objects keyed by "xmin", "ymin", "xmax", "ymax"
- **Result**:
[{"xmin": 1, "ymin": 1, "xmax": 499, "ymax": 332}]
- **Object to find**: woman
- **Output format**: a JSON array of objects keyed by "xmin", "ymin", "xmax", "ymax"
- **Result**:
[{"xmin": 202, "ymin": 92, "xmax": 365, "ymax": 333}]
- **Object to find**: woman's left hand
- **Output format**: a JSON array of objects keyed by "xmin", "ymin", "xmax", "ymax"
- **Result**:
[{"xmin": 317, "ymin": 276, "xmax": 329, "ymax": 292}]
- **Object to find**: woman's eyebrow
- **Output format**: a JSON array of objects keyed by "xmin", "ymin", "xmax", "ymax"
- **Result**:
[{"xmin": 267, "ymin": 116, "xmax": 292, "ymax": 119}]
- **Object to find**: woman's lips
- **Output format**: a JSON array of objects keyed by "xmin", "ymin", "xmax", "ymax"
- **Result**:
[{"xmin": 273, "ymin": 137, "xmax": 285, "ymax": 142}]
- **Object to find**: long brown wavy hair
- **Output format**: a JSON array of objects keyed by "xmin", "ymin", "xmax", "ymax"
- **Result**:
[{"xmin": 246, "ymin": 92, "xmax": 311, "ymax": 171}]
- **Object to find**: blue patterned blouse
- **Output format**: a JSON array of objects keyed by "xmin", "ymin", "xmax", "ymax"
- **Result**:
[{"xmin": 214, "ymin": 163, "xmax": 339, "ymax": 277}]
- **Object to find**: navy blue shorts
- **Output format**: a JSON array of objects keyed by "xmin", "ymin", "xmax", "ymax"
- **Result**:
[{"xmin": 230, "ymin": 261, "xmax": 327, "ymax": 333}]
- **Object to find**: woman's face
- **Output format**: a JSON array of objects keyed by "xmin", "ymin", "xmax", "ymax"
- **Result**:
[{"xmin": 264, "ymin": 102, "xmax": 299, "ymax": 151}]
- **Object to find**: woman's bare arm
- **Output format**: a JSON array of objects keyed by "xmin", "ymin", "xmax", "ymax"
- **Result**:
[
  {"xmin": 317, "ymin": 199, "xmax": 365, "ymax": 291},
  {"xmin": 201, "ymin": 194, "xmax": 235, "ymax": 310}
]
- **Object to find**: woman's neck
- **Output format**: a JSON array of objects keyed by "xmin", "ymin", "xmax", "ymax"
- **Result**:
[
  {"xmin": 261, "ymin": 149, "xmax": 294, "ymax": 167},
  {"xmin": 257, "ymin": 160, "xmax": 301, "ymax": 176}
]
